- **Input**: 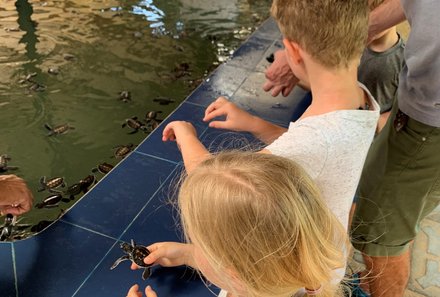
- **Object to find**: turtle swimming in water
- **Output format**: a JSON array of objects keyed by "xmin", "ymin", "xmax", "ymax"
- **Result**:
[
  {"xmin": 45, "ymin": 123, "xmax": 75, "ymax": 136},
  {"xmin": 0, "ymin": 154, "xmax": 19, "ymax": 172},
  {"xmin": 112, "ymin": 144, "xmax": 135, "ymax": 159},
  {"xmin": 119, "ymin": 91, "xmax": 131, "ymax": 103},
  {"xmin": 35, "ymin": 194, "xmax": 65, "ymax": 208},
  {"xmin": 110, "ymin": 239, "xmax": 153, "ymax": 280},
  {"xmin": 91, "ymin": 162, "xmax": 114, "ymax": 175},
  {"xmin": 38, "ymin": 176, "xmax": 66, "ymax": 193},
  {"xmin": 122, "ymin": 117, "xmax": 148, "ymax": 134},
  {"xmin": 153, "ymin": 96, "xmax": 175, "ymax": 105}
]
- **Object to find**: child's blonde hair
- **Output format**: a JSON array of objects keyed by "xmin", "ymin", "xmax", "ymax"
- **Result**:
[
  {"xmin": 271, "ymin": 0, "xmax": 369, "ymax": 69},
  {"xmin": 179, "ymin": 152, "xmax": 347, "ymax": 297}
]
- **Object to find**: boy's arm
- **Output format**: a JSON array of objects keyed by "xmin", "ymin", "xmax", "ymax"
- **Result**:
[
  {"xmin": 249, "ymin": 116, "xmax": 287, "ymax": 144},
  {"xmin": 204, "ymin": 97, "xmax": 287, "ymax": 144},
  {"xmin": 368, "ymin": 0, "xmax": 406, "ymax": 42},
  {"xmin": 162, "ymin": 121, "xmax": 210, "ymax": 173}
]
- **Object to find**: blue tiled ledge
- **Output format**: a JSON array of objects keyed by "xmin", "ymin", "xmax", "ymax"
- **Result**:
[{"xmin": 0, "ymin": 17, "xmax": 310, "ymax": 297}]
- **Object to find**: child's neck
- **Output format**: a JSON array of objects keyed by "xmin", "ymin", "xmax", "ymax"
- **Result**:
[
  {"xmin": 300, "ymin": 59, "xmax": 366, "ymax": 119},
  {"xmin": 368, "ymin": 27, "xmax": 399, "ymax": 52}
]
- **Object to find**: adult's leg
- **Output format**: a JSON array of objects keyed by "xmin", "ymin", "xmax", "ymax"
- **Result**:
[
  {"xmin": 361, "ymin": 251, "xmax": 410, "ymax": 297},
  {"xmin": 351, "ymin": 103, "xmax": 440, "ymax": 297}
]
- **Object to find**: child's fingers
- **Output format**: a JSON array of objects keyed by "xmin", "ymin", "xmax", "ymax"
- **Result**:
[
  {"xmin": 127, "ymin": 284, "xmax": 142, "ymax": 297},
  {"xmin": 204, "ymin": 107, "xmax": 227, "ymax": 122},
  {"xmin": 145, "ymin": 285, "xmax": 158, "ymax": 297},
  {"xmin": 131, "ymin": 262, "xmax": 140, "ymax": 270},
  {"xmin": 204, "ymin": 97, "xmax": 228, "ymax": 119},
  {"xmin": 162, "ymin": 125, "xmax": 176, "ymax": 142},
  {"xmin": 208, "ymin": 120, "xmax": 229, "ymax": 130}
]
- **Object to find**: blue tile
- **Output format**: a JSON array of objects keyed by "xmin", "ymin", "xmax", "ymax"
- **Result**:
[
  {"xmin": 0, "ymin": 243, "xmax": 15, "ymax": 297},
  {"xmin": 226, "ymin": 36, "xmax": 274, "ymax": 70},
  {"xmin": 251, "ymin": 17, "xmax": 282, "ymax": 40},
  {"xmin": 62, "ymin": 153, "xmax": 177, "ymax": 238},
  {"xmin": 136, "ymin": 103, "xmax": 209, "ymax": 163},
  {"xmin": 13, "ymin": 221, "xmax": 116, "ymax": 297},
  {"xmin": 120, "ymin": 169, "xmax": 184, "ymax": 243},
  {"xmin": 185, "ymin": 64, "xmax": 251, "ymax": 107}
]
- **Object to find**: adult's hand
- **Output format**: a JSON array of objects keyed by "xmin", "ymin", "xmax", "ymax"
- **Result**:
[
  {"xmin": 0, "ymin": 175, "xmax": 34, "ymax": 216},
  {"xmin": 263, "ymin": 50, "xmax": 299, "ymax": 97}
]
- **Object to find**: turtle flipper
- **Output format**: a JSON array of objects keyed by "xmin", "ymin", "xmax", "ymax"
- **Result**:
[
  {"xmin": 110, "ymin": 255, "xmax": 130, "ymax": 270},
  {"xmin": 142, "ymin": 267, "xmax": 152, "ymax": 280}
]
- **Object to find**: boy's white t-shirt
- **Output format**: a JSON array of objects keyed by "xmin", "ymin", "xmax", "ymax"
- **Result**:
[{"xmin": 266, "ymin": 84, "xmax": 380, "ymax": 230}]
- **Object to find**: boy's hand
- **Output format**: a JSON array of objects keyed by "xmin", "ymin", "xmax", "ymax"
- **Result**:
[
  {"xmin": 0, "ymin": 175, "xmax": 34, "ymax": 216},
  {"xmin": 130, "ymin": 242, "xmax": 196, "ymax": 270},
  {"xmin": 162, "ymin": 121, "xmax": 197, "ymax": 144},
  {"xmin": 203, "ymin": 97, "xmax": 254, "ymax": 132},
  {"xmin": 126, "ymin": 284, "xmax": 157, "ymax": 297},
  {"xmin": 263, "ymin": 50, "xmax": 299, "ymax": 97}
]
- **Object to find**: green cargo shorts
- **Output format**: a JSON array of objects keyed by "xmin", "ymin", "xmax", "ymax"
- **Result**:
[{"xmin": 351, "ymin": 102, "xmax": 440, "ymax": 256}]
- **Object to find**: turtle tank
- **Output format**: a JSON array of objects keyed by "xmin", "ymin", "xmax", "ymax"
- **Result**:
[{"xmin": 0, "ymin": 0, "xmax": 271, "ymax": 241}]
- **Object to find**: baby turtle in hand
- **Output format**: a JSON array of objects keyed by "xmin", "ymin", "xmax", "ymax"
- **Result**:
[
  {"xmin": 91, "ymin": 162, "xmax": 114, "ymax": 175},
  {"xmin": 38, "ymin": 176, "xmax": 66, "ymax": 193},
  {"xmin": 119, "ymin": 91, "xmax": 131, "ymax": 103},
  {"xmin": 0, "ymin": 154, "xmax": 19, "ymax": 172},
  {"xmin": 45, "ymin": 123, "xmax": 75, "ymax": 136},
  {"xmin": 122, "ymin": 117, "xmax": 148, "ymax": 134},
  {"xmin": 110, "ymin": 239, "xmax": 153, "ymax": 280},
  {"xmin": 153, "ymin": 97, "xmax": 175, "ymax": 105},
  {"xmin": 112, "ymin": 144, "xmax": 135, "ymax": 159}
]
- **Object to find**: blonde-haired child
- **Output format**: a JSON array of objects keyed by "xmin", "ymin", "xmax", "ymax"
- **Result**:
[{"xmin": 127, "ymin": 152, "xmax": 348, "ymax": 297}]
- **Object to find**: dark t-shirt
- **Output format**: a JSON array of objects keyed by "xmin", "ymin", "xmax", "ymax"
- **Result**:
[{"xmin": 358, "ymin": 34, "xmax": 405, "ymax": 114}]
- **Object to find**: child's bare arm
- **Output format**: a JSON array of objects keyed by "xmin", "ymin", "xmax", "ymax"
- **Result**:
[
  {"xmin": 203, "ymin": 97, "xmax": 287, "ymax": 144},
  {"xmin": 162, "ymin": 121, "xmax": 210, "ymax": 173}
]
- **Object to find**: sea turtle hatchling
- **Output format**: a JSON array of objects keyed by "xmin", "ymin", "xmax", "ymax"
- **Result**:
[
  {"xmin": 122, "ymin": 117, "xmax": 148, "ymax": 134},
  {"xmin": 38, "ymin": 176, "xmax": 66, "ymax": 193},
  {"xmin": 118, "ymin": 91, "xmax": 131, "ymax": 103},
  {"xmin": 45, "ymin": 123, "xmax": 75, "ymax": 136},
  {"xmin": 0, "ymin": 154, "xmax": 19, "ymax": 172},
  {"xmin": 110, "ymin": 239, "xmax": 153, "ymax": 280},
  {"xmin": 112, "ymin": 143, "xmax": 135, "ymax": 159},
  {"xmin": 91, "ymin": 162, "xmax": 114, "ymax": 175}
]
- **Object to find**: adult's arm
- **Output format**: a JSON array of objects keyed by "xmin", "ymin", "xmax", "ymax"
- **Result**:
[{"xmin": 368, "ymin": 0, "xmax": 406, "ymax": 42}]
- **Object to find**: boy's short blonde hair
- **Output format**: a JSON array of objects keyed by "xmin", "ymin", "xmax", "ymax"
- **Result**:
[
  {"xmin": 272, "ymin": 0, "xmax": 369, "ymax": 68},
  {"xmin": 369, "ymin": 0, "xmax": 384, "ymax": 11},
  {"xmin": 179, "ymin": 152, "xmax": 347, "ymax": 297}
]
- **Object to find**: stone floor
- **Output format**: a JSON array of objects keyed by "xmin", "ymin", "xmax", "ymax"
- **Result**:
[
  {"xmin": 406, "ymin": 205, "xmax": 440, "ymax": 296},
  {"xmin": 350, "ymin": 205, "xmax": 440, "ymax": 297}
]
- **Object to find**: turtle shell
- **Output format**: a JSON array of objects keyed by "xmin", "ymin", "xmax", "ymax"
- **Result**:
[{"xmin": 131, "ymin": 245, "xmax": 151, "ymax": 267}]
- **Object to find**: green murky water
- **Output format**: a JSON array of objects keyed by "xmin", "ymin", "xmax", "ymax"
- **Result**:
[{"xmin": 0, "ymin": 0, "xmax": 270, "ymax": 240}]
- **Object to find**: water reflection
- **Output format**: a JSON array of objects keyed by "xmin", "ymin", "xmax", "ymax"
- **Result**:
[{"xmin": 0, "ymin": 0, "xmax": 270, "ymax": 241}]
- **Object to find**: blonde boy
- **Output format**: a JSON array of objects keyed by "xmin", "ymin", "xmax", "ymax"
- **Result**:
[{"xmin": 163, "ymin": 0, "xmax": 379, "ymax": 231}]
